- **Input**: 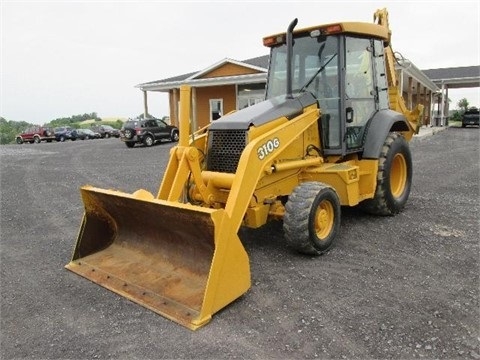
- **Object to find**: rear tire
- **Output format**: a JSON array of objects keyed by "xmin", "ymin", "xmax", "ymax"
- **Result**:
[
  {"xmin": 284, "ymin": 182, "xmax": 341, "ymax": 255},
  {"xmin": 143, "ymin": 135, "xmax": 154, "ymax": 147},
  {"xmin": 16, "ymin": 137, "xmax": 23, "ymax": 144},
  {"xmin": 34, "ymin": 136, "xmax": 41, "ymax": 144},
  {"xmin": 361, "ymin": 132, "xmax": 412, "ymax": 215}
]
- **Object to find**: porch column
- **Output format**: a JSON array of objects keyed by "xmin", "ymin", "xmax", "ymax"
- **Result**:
[
  {"xmin": 142, "ymin": 91, "xmax": 149, "ymax": 118},
  {"xmin": 424, "ymin": 88, "xmax": 430, "ymax": 126},
  {"xmin": 440, "ymin": 82, "xmax": 445, "ymax": 126},
  {"xmin": 172, "ymin": 88, "xmax": 179, "ymax": 127},
  {"xmin": 445, "ymin": 86, "xmax": 449, "ymax": 126},
  {"xmin": 430, "ymin": 92, "xmax": 435, "ymax": 126}
]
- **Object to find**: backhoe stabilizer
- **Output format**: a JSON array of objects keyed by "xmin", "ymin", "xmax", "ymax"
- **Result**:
[{"xmin": 65, "ymin": 185, "xmax": 250, "ymax": 330}]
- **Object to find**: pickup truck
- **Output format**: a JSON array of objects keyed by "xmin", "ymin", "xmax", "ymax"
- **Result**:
[{"xmin": 462, "ymin": 108, "xmax": 479, "ymax": 128}]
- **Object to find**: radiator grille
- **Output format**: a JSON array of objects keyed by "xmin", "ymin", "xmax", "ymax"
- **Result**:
[{"xmin": 207, "ymin": 130, "xmax": 247, "ymax": 173}]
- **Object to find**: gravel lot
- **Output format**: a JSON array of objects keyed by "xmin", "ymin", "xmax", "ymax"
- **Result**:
[{"xmin": 1, "ymin": 128, "xmax": 479, "ymax": 359}]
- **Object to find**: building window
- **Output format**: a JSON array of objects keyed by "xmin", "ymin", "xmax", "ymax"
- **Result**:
[
  {"xmin": 238, "ymin": 83, "xmax": 265, "ymax": 109},
  {"xmin": 210, "ymin": 99, "xmax": 223, "ymax": 121}
]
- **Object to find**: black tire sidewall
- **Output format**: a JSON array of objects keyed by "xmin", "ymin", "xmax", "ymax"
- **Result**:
[
  {"xmin": 382, "ymin": 134, "xmax": 412, "ymax": 213},
  {"xmin": 284, "ymin": 182, "xmax": 340, "ymax": 255},
  {"xmin": 171, "ymin": 131, "xmax": 179, "ymax": 142},
  {"xmin": 125, "ymin": 129, "xmax": 134, "ymax": 139}
]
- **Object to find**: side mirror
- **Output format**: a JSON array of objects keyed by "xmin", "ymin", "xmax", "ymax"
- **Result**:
[{"xmin": 346, "ymin": 107, "xmax": 354, "ymax": 123}]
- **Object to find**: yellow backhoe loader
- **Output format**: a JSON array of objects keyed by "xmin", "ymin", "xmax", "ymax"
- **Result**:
[{"xmin": 66, "ymin": 8, "xmax": 423, "ymax": 330}]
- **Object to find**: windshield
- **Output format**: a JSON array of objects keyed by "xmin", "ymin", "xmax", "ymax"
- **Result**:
[{"xmin": 266, "ymin": 34, "xmax": 340, "ymax": 100}]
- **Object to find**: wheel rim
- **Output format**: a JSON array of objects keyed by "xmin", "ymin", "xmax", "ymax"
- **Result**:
[
  {"xmin": 146, "ymin": 137, "xmax": 153, "ymax": 146},
  {"xmin": 390, "ymin": 153, "xmax": 407, "ymax": 198},
  {"xmin": 314, "ymin": 200, "xmax": 334, "ymax": 240}
]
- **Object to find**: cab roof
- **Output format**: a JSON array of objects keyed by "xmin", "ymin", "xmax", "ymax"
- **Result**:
[{"xmin": 263, "ymin": 21, "xmax": 389, "ymax": 47}]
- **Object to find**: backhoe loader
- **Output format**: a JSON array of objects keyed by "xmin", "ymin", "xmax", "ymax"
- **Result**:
[{"xmin": 66, "ymin": 8, "xmax": 423, "ymax": 330}]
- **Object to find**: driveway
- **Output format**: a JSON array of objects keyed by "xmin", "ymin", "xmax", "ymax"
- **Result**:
[{"xmin": 1, "ymin": 129, "xmax": 478, "ymax": 359}]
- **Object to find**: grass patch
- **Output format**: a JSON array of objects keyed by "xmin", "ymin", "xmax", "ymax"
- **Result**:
[{"xmin": 448, "ymin": 121, "xmax": 462, "ymax": 128}]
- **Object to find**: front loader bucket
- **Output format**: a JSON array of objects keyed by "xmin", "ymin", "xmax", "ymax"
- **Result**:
[{"xmin": 65, "ymin": 186, "xmax": 250, "ymax": 330}]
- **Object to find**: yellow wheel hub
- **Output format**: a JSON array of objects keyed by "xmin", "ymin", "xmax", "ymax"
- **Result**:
[
  {"xmin": 314, "ymin": 200, "xmax": 334, "ymax": 240},
  {"xmin": 390, "ymin": 153, "xmax": 407, "ymax": 198}
]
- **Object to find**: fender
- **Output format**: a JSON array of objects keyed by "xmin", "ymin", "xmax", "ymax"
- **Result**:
[{"xmin": 362, "ymin": 109, "xmax": 409, "ymax": 159}]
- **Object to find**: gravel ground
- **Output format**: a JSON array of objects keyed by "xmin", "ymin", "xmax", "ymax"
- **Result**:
[{"xmin": 0, "ymin": 128, "xmax": 479, "ymax": 359}]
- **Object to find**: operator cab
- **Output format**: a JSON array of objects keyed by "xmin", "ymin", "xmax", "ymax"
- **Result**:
[{"xmin": 264, "ymin": 23, "xmax": 390, "ymax": 156}]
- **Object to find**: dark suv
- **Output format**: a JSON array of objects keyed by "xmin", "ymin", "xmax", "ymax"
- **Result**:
[
  {"xmin": 16, "ymin": 126, "xmax": 55, "ymax": 144},
  {"xmin": 54, "ymin": 126, "xmax": 78, "ymax": 142},
  {"xmin": 120, "ymin": 119, "xmax": 179, "ymax": 148},
  {"xmin": 462, "ymin": 108, "xmax": 479, "ymax": 128}
]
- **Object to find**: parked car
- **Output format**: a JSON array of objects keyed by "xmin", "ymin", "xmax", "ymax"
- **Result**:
[
  {"xmin": 89, "ymin": 125, "xmax": 106, "ymax": 138},
  {"xmin": 101, "ymin": 125, "xmax": 120, "ymax": 138},
  {"xmin": 15, "ymin": 126, "xmax": 55, "ymax": 144},
  {"xmin": 54, "ymin": 126, "xmax": 78, "ymax": 142},
  {"xmin": 120, "ymin": 119, "xmax": 179, "ymax": 148},
  {"xmin": 90, "ymin": 125, "xmax": 119, "ymax": 138},
  {"xmin": 462, "ymin": 108, "xmax": 479, "ymax": 128},
  {"xmin": 77, "ymin": 128, "xmax": 100, "ymax": 140}
]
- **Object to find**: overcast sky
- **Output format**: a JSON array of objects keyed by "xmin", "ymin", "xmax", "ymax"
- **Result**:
[{"xmin": 1, "ymin": 0, "xmax": 479, "ymax": 125}]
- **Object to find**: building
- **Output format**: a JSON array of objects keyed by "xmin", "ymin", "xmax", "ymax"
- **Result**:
[{"xmin": 136, "ymin": 56, "xmax": 268, "ymax": 130}]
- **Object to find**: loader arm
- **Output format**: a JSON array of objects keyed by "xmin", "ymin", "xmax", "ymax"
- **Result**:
[
  {"xmin": 199, "ymin": 102, "xmax": 321, "ymax": 319},
  {"xmin": 374, "ymin": 8, "xmax": 424, "ymax": 139},
  {"xmin": 150, "ymin": 85, "xmax": 322, "ymax": 325}
]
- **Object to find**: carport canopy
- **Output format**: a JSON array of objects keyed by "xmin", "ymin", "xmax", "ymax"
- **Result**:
[{"xmin": 422, "ymin": 66, "xmax": 480, "ymax": 125}]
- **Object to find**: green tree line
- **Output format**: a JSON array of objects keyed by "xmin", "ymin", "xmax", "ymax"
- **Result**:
[
  {"xmin": 0, "ymin": 117, "xmax": 32, "ymax": 144},
  {"xmin": 49, "ymin": 112, "xmax": 101, "ymax": 127}
]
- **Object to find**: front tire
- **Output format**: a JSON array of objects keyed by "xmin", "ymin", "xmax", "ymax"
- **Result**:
[
  {"xmin": 171, "ymin": 131, "xmax": 179, "ymax": 142},
  {"xmin": 361, "ymin": 132, "xmax": 412, "ymax": 215},
  {"xmin": 284, "ymin": 182, "xmax": 341, "ymax": 255},
  {"xmin": 16, "ymin": 137, "xmax": 23, "ymax": 144}
]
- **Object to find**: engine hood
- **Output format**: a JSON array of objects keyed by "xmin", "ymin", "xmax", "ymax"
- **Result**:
[{"xmin": 209, "ymin": 92, "xmax": 318, "ymax": 130}]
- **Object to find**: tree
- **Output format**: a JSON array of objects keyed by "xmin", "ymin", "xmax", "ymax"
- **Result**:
[
  {"xmin": 457, "ymin": 98, "xmax": 469, "ymax": 112},
  {"xmin": 137, "ymin": 113, "xmax": 153, "ymax": 119},
  {"xmin": 0, "ymin": 117, "xmax": 32, "ymax": 144}
]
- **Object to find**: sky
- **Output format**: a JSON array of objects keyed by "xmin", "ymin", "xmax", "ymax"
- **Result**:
[{"xmin": 1, "ymin": 0, "xmax": 479, "ymax": 125}]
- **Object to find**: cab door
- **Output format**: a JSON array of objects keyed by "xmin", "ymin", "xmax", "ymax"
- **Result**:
[{"xmin": 343, "ymin": 36, "xmax": 377, "ymax": 151}]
